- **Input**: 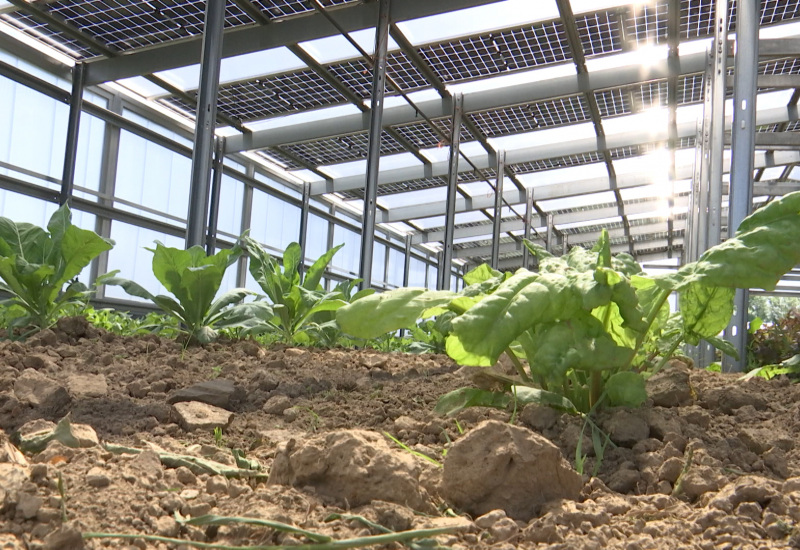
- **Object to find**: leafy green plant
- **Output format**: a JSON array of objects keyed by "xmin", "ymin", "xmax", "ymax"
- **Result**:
[
  {"xmin": 240, "ymin": 235, "xmax": 363, "ymax": 344},
  {"xmin": 339, "ymin": 191, "xmax": 800, "ymax": 415},
  {"xmin": 102, "ymin": 242, "xmax": 270, "ymax": 344},
  {"xmin": 304, "ymin": 277, "xmax": 375, "ymax": 347},
  {"xmin": 748, "ymin": 308, "xmax": 800, "ymax": 367},
  {"xmin": 0, "ymin": 204, "xmax": 113, "ymax": 333}
]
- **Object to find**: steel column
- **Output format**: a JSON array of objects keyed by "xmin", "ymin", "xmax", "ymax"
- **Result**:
[
  {"xmin": 205, "ymin": 136, "xmax": 225, "ymax": 256},
  {"xmin": 522, "ymin": 187, "xmax": 534, "ymax": 269},
  {"xmin": 403, "ymin": 234, "xmax": 412, "ymax": 287},
  {"xmin": 707, "ymin": 0, "xmax": 729, "ymax": 251},
  {"xmin": 491, "ymin": 151, "xmax": 505, "ymax": 270},
  {"xmin": 546, "ymin": 214, "xmax": 555, "ymax": 253},
  {"xmin": 186, "ymin": 0, "xmax": 225, "ymax": 249},
  {"xmin": 298, "ymin": 182, "xmax": 311, "ymax": 278},
  {"xmin": 439, "ymin": 93, "xmax": 464, "ymax": 290},
  {"xmin": 326, "ymin": 205, "xmax": 336, "ymax": 291},
  {"xmin": 724, "ymin": 0, "xmax": 759, "ymax": 372},
  {"xmin": 60, "ymin": 62, "xmax": 86, "ymax": 206},
  {"xmin": 358, "ymin": 0, "xmax": 391, "ymax": 290},
  {"xmin": 90, "ymin": 93, "xmax": 122, "ymax": 295},
  {"xmin": 237, "ymin": 164, "xmax": 255, "ymax": 288},
  {"xmin": 562, "ymin": 234, "xmax": 569, "ymax": 256}
]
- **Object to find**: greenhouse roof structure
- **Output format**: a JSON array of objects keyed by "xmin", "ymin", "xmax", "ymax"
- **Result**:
[{"xmin": 0, "ymin": 0, "xmax": 799, "ymax": 286}]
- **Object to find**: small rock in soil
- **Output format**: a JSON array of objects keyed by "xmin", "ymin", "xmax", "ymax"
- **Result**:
[
  {"xmin": 646, "ymin": 361, "xmax": 693, "ymax": 407},
  {"xmin": 167, "ymin": 378, "xmax": 245, "ymax": 410},
  {"xmin": 520, "ymin": 404, "xmax": 560, "ymax": 432},
  {"xmin": 66, "ymin": 373, "xmax": 108, "ymax": 398},
  {"xmin": 43, "ymin": 526, "xmax": 84, "ymax": 550},
  {"xmin": 605, "ymin": 410, "xmax": 650, "ymax": 447},
  {"xmin": 268, "ymin": 429, "xmax": 435, "ymax": 512},
  {"xmin": 703, "ymin": 385, "xmax": 768, "ymax": 414},
  {"xmin": 677, "ymin": 465, "xmax": 724, "ymax": 501},
  {"xmin": 13, "ymin": 369, "xmax": 71, "ymax": 414},
  {"xmin": 442, "ymin": 420, "xmax": 582, "ymax": 522},
  {"xmin": 263, "ymin": 394, "xmax": 292, "ymax": 415},
  {"xmin": 173, "ymin": 401, "xmax": 234, "ymax": 431},
  {"xmin": 86, "ymin": 466, "xmax": 111, "ymax": 488}
]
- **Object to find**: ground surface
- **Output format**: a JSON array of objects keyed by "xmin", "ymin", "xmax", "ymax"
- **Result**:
[{"xmin": 2, "ymin": 317, "xmax": 800, "ymax": 549}]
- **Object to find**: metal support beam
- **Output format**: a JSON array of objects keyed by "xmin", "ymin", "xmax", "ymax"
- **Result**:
[
  {"xmin": 403, "ymin": 235, "xmax": 412, "ymax": 287},
  {"xmin": 522, "ymin": 188, "xmax": 534, "ymax": 270},
  {"xmin": 708, "ymin": 0, "xmax": 729, "ymax": 252},
  {"xmin": 90, "ymin": 93, "xmax": 122, "ymax": 296},
  {"xmin": 186, "ymin": 0, "xmax": 225, "ymax": 249},
  {"xmin": 237, "ymin": 164, "xmax": 255, "ymax": 288},
  {"xmin": 325, "ymin": 205, "xmax": 336, "ymax": 291},
  {"xmin": 562, "ymin": 235, "xmax": 569, "ymax": 256},
  {"xmin": 298, "ymin": 182, "xmax": 311, "ymax": 278},
  {"xmin": 60, "ymin": 62, "xmax": 85, "ymax": 206},
  {"xmin": 205, "ymin": 136, "xmax": 225, "ymax": 256},
  {"xmin": 724, "ymin": 0, "xmax": 759, "ymax": 372},
  {"xmin": 546, "ymin": 214, "xmax": 555, "ymax": 253},
  {"xmin": 439, "ymin": 93, "xmax": 464, "ymax": 291},
  {"xmin": 358, "ymin": 0, "xmax": 390, "ymax": 290},
  {"xmin": 491, "ymin": 151, "xmax": 505, "ymax": 270}
]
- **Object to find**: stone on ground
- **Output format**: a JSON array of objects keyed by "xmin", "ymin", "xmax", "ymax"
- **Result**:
[
  {"xmin": 13, "ymin": 369, "xmax": 71, "ymax": 414},
  {"xmin": 442, "ymin": 420, "xmax": 582, "ymax": 522},
  {"xmin": 173, "ymin": 401, "xmax": 234, "ymax": 431},
  {"xmin": 167, "ymin": 378, "xmax": 244, "ymax": 410},
  {"xmin": 66, "ymin": 373, "xmax": 108, "ymax": 398},
  {"xmin": 268, "ymin": 429, "xmax": 435, "ymax": 511},
  {"xmin": 646, "ymin": 361, "xmax": 693, "ymax": 407}
]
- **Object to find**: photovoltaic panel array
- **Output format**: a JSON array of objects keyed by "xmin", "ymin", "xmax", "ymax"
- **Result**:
[
  {"xmin": 391, "ymin": 119, "xmax": 474, "ymax": 149},
  {"xmin": 277, "ymin": 131, "xmax": 406, "ymax": 167},
  {"xmin": 575, "ymin": 10, "xmax": 624, "ymax": 57},
  {"xmin": 511, "ymin": 152, "xmax": 604, "ymax": 174},
  {"xmin": 626, "ymin": 2, "xmax": 669, "ymax": 45},
  {"xmin": 0, "ymin": 11, "xmax": 101, "ymax": 59},
  {"xmin": 417, "ymin": 22, "xmax": 571, "ymax": 83},
  {"xmin": 339, "ymin": 176, "xmax": 448, "ymax": 200},
  {"xmin": 680, "ymin": 0, "xmax": 800, "ymax": 38},
  {"xmin": 457, "ymin": 168, "xmax": 498, "ymax": 184},
  {"xmin": 468, "ymin": 96, "xmax": 591, "ymax": 137},
  {"xmin": 327, "ymin": 52, "xmax": 429, "ymax": 100},
  {"xmin": 161, "ymin": 69, "xmax": 348, "ymax": 122},
  {"xmin": 36, "ymin": 0, "xmax": 254, "ymax": 52},
  {"xmin": 251, "ymin": 0, "xmax": 358, "ymax": 20}
]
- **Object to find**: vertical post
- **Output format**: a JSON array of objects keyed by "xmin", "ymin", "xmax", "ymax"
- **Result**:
[
  {"xmin": 186, "ymin": 0, "xmax": 225, "ymax": 248},
  {"xmin": 546, "ymin": 214, "xmax": 555, "ymax": 253},
  {"xmin": 298, "ymin": 182, "xmax": 311, "ymax": 278},
  {"xmin": 439, "ymin": 93, "xmax": 464, "ymax": 290},
  {"xmin": 723, "ymin": 0, "xmax": 759, "ymax": 372},
  {"xmin": 205, "ymin": 136, "xmax": 225, "ymax": 256},
  {"xmin": 562, "ymin": 234, "xmax": 569, "ymax": 256},
  {"xmin": 707, "ymin": 0, "xmax": 729, "ymax": 251},
  {"xmin": 90, "ymin": 93, "xmax": 122, "ymax": 295},
  {"xmin": 326, "ymin": 205, "xmax": 335, "ymax": 291},
  {"xmin": 358, "ymin": 0, "xmax": 391, "ymax": 290},
  {"xmin": 60, "ymin": 62, "xmax": 86, "ymax": 206},
  {"xmin": 522, "ymin": 187, "xmax": 534, "ymax": 269},
  {"xmin": 403, "ymin": 234, "xmax": 412, "ymax": 287},
  {"xmin": 383, "ymin": 241, "xmax": 391, "ymax": 287},
  {"xmin": 491, "ymin": 151, "xmax": 505, "ymax": 270},
  {"xmin": 237, "ymin": 164, "xmax": 255, "ymax": 288}
]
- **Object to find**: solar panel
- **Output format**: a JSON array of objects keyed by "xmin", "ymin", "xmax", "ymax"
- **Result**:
[
  {"xmin": 575, "ymin": 10, "xmax": 623, "ymax": 57},
  {"xmin": 392, "ymin": 118, "xmax": 474, "ymax": 149},
  {"xmin": 418, "ymin": 21, "xmax": 571, "ymax": 83},
  {"xmin": 469, "ymin": 96, "xmax": 591, "ymax": 137},
  {"xmin": 278, "ymin": 131, "xmax": 405, "ymax": 166}
]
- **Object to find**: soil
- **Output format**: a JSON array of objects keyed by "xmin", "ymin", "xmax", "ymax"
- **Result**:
[{"xmin": 3, "ymin": 316, "xmax": 800, "ymax": 549}]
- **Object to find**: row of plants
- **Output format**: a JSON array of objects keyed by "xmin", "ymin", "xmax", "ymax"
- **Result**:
[{"xmin": 3, "ymin": 194, "xmax": 800, "ymax": 420}]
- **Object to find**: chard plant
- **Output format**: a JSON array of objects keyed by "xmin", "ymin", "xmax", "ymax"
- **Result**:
[
  {"xmin": 102, "ymin": 243, "xmax": 270, "ymax": 344},
  {"xmin": 239, "ymin": 234, "xmax": 365, "ymax": 345},
  {"xmin": 337, "ymin": 191, "xmax": 800, "ymax": 415},
  {"xmin": 0, "ymin": 204, "xmax": 113, "ymax": 333}
]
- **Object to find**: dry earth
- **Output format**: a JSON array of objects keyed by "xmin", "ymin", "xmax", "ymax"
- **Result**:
[{"xmin": 2, "ymin": 317, "xmax": 800, "ymax": 549}]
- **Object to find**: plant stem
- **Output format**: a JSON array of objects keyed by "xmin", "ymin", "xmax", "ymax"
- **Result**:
[
  {"xmin": 626, "ymin": 287, "xmax": 671, "ymax": 371},
  {"xmin": 504, "ymin": 348, "xmax": 533, "ymax": 384},
  {"xmin": 589, "ymin": 371, "xmax": 602, "ymax": 410},
  {"xmin": 650, "ymin": 336, "xmax": 684, "ymax": 376}
]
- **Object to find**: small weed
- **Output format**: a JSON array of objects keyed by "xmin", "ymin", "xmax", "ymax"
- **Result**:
[
  {"xmin": 210, "ymin": 365, "xmax": 223, "ymax": 378},
  {"xmin": 213, "ymin": 427, "xmax": 225, "ymax": 447},
  {"xmin": 383, "ymin": 432, "xmax": 442, "ymax": 468}
]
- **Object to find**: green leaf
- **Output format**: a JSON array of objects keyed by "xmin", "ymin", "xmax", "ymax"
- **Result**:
[
  {"xmin": 511, "ymin": 385, "xmax": 579, "ymax": 414},
  {"xmin": 463, "ymin": 263, "xmax": 501, "ymax": 286},
  {"xmin": 101, "ymin": 276, "xmax": 156, "ymax": 301},
  {"xmin": 446, "ymin": 271, "xmax": 584, "ymax": 366},
  {"xmin": 703, "ymin": 335, "xmax": 740, "ymax": 360},
  {"xmin": 670, "ymin": 191, "xmax": 800, "ymax": 291},
  {"xmin": 336, "ymin": 288, "xmax": 457, "ymax": 339},
  {"xmin": 679, "ymin": 282, "xmax": 735, "ymax": 345},
  {"xmin": 58, "ymin": 224, "xmax": 113, "ymax": 288},
  {"xmin": 303, "ymin": 243, "xmax": 343, "ymax": 291},
  {"xmin": 605, "ymin": 371, "xmax": 648, "ymax": 408},
  {"xmin": 282, "ymin": 242, "xmax": 302, "ymax": 287},
  {"xmin": 434, "ymin": 387, "xmax": 511, "ymax": 417}
]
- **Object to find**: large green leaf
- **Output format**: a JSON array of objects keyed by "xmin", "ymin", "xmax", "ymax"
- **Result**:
[
  {"xmin": 303, "ymin": 243, "xmax": 343, "ymax": 291},
  {"xmin": 0, "ymin": 220, "xmax": 49, "ymax": 262},
  {"xmin": 446, "ymin": 271, "xmax": 584, "ymax": 366},
  {"xmin": 605, "ymin": 371, "xmax": 647, "ymax": 408},
  {"xmin": 463, "ymin": 264, "xmax": 501, "ymax": 286},
  {"xmin": 679, "ymin": 282, "xmax": 735, "ymax": 345},
  {"xmin": 336, "ymin": 287, "xmax": 457, "ymax": 339},
  {"xmin": 58, "ymin": 224, "xmax": 113, "ymax": 290},
  {"xmin": 434, "ymin": 387, "xmax": 511, "ymax": 417},
  {"xmin": 668, "ymin": 191, "xmax": 800, "ymax": 291}
]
